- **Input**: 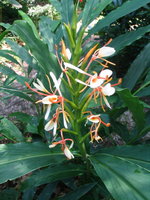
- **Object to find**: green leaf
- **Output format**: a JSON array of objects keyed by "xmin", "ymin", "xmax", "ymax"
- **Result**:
[
  {"xmin": 49, "ymin": 0, "xmax": 62, "ymax": 14},
  {"xmin": 136, "ymin": 86, "xmax": 150, "ymax": 97},
  {"xmin": 0, "ymin": 22, "xmax": 11, "ymax": 29},
  {"xmin": 0, "ymin": 51, "xmax": 20, "ymax": 66},
  {"xmin": 5, "ymin": 39, "xmax": 40, "ymax": 70},
  {"xmin": 0, "ymin": 118, "xmax": 24, "ymax": 142},
  {"xmin": 118, "ymin": 89, "xmax": 145, "ymax": 131},
  {"xmin": 39, "ymin": 17, "xmax": 60, "ymax": 52},
  {"xmin": 61, "ymin": 0, "xmax": 74, "ymax": 24},
  {"xmin": 0, "ymin": 188, "xmax": 19, "ymax": 200},
  {"xmin": 90, "ymin": 145, "xmax": 150, "ymax": 200},
  {"xmin": 37, "ymin": 183, "xmax": 57, "ymax": 200},
  {"xmin": 22, "ymin": 188, "xmax": 36, "ymax": 200},
  {"xmin": 0, "ymin": 64, "xmax": 29, "ymax": 85},
  {"xmin": 58, "ymin": 183, "xmax": 96, "ymax": 200},
  {"xmin": 89, "ymin": 0, "xmax": 150, "ymax": 36},
  {"xmin": 21, "ymin": 164, "xmax": 85, "ymax": 190},
  {"xmin": 123, "ymin": 43, "xmax": 150, "ymax": 90},
  {"xmin": 0, "ymin": 86, "xmax": 34, "ymax": 102},
  {"xmin": 10, "ymin": 20, "xmax": 60, "ymax": 76},
  {"xmin": 0, "ymin": 142, "xmax": 65, "ymax": 184},
  {"xmin": 7, "ymin": 0, "xmax": 22, "ymax": 8},
  {"xmin": 18, "ymin": 10, "xmax": 39, "ymax": 39},
  {"xmin": 111, "ymin": 25, "xmax": 150, "ymax": 52},
  {"xmin": 81, "ymin": 0, "xmax": 112, "ymax": 27}
]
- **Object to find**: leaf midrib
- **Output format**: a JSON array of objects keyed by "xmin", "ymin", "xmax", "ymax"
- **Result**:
[
  {"xmin": 92, "ymin": 157, "xmax": 148, "ymax": 200},
  {"xmin": 0, "ymin": 152, "xmax": 63, "ymax": 166}
]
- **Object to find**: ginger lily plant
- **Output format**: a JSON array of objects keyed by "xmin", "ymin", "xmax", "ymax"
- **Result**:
[
  {"xmin": 26, "ymin": 12, "xmax": 120, "ymax": 159},
  {"xmin": 1, "ymin": 0, "xmax": 150, "ymax": 199}
]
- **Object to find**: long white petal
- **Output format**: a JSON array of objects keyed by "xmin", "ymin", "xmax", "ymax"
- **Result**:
[
  {"xmin": 44, "ymin": 118, "xmax": 54, "ymax": 131},
  {"xmin": 37, "ymin": 79, "xmax": 45, "ymax": 89},
  {"xmin": 64, "ymin": 63, "xmax": 90, "ymax": 76},
  {"xmin": 66, "ymin": 48, "xmax": 71, "ymax": 60},
  {"xmin": 64, "ymin": 146, "xmax": 74, "ymax": 159},
  {"xmin": 69, "ymin": 140, "xmax": 74, "ymax": 149},
  {"xmin": 63, "ymin": 114, "xmax": 68, "ymax": 129},
  {"xmin": 103, "ymin": 95, "xmax": 111, "ymax": 109},
  {"xmin": 33, "ymin": 82, "xmax": 43, "ymax": 91},
  {"xmin": 58, "ymin": 72, "xmax": 64, "ymax": 87},
  {"xmin": 50, "ymin": 72, "xmax": 62, "ymax": 96},
  {"xmin": 53, "ymin": 122, "xmax": 57, "ymax": 136},
  {"xmin": 75, "ymin": 79, "xmax": 90, "ymax": 86},
  {"xmin": 45, "ymin": 104, "xmax": 51, "ymax": 120}
]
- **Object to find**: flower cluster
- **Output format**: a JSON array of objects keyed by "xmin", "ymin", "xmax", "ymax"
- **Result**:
[{"xmin": 26, "ymin": 43, "xmax": 121, "ymax": 159}]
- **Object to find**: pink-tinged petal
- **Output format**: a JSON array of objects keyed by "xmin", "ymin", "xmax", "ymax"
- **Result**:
[
  {"xmin": 103, "ymin": 95, "xmax": 111, "ymax": 109},
  {"xmin": 44, "ymin": 119, "xmax": 54, "ymax": 131},
  {"xmin": 99, "ymin": 69, "xmax": 113, "ymax": 79},
  {"xmin": 75, "ymin": 79, "xmax": 90, "ymax": 86},
  {"xmin": 90, "ymin": 74, "xmax": 104, "ymax": 88},
  {"xmin": 102, "ymin": 83, "xmax": 115, "ymax": 96},
  {"xmin": 45, "ymin": 104, "xmax": 51, "ymax": 120},
  {"xmin": 64, "ymin": 146, "xmax": 74, "ymax": 159},
  {"xmin": 87, "ymin": 114, "xmax": 100, "ymax": 123},
  {"xmin": 50, "ymin": 72, "xmax": 62, "ymax": 96},
  {"xmin": 98, "ymin": 47, "xmax": 115, "ymax": 57}
]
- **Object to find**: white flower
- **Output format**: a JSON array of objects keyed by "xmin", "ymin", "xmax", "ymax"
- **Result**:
[
  {"xmin": 90, "ymin": 73, "xmax": 104, "ymax": 88},
  {"xmin": 50, "ymin": 72, "xmax": 62, "ymax": 96},
  {"xmin": 44, "ymin": 118, "xmax": 57, "ymax": 135},
  {"xmin": 101, "ymin": 83, "xmax": 115, "ymax": 96},
  {"xmin": 98, "ymin": 47, "xmax": 115, "ymax": 57},
  {"xmin": 38, "ymin": 95, "xmax": 59, "ymax": 104},
  {"xmin": 33, "ymin": 78, "xmax": 49, "ymax": 93},
  {"xmin": 64, "ymin": 146, "xmax": 74, "ymax": 159},
  {"xmin": 87, "ymin": 114, "xmax": 100, "ymax": 123}
]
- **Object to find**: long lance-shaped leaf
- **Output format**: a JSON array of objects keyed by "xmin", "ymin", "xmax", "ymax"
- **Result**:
[
  {"xmin": 0, "ymin": 86, "xmax": 34, "ymax": 102},
  {"xmin": 122, "ymin": 43, "xmax": 150, "ymax": 90},
  {"xmin": 5, "ymin": 39, "xmax": 40, "ymax": 72},
  {"xmin": 20, "ymin": 164, "xmax": 85, "ymax": 190},
  {"xmin": 81, "ymin": 0, "xmax": 112, "ymax": 27},
  {"xmin": 118, "ymin": 89, "xmax": 145, "ymax": 131},
  {"xmin": 61, "ymin": 0, "xmax": 74, "ymax": 24},
  {"xmin": 0, "ymin": 50, "xmax": 21, "ymax": 65},
  {"xmin": 0, "ymin": 64, "xmax": 29, "ymax": 85},
  {"xmin": 111, "ymin": 25, "xmax": 150, "ymax": 53},
  {"xmin": 58, "ymin": 183, "xmax": 97, "ymax": 200},
  {"xmin": 90, "ymin": 145, "xmax": 150, "ymax": 200},
  {"xmin": 0, "ymin": 118, "xmax": 24, "ymax": 142},
  {"xmin": 0, "ymin": 142, "xmax": 65, "ymax": 184},
  {"xmin": 88, "ymin": 0, "xmax": 150, "ymax": 36},
  {"xmin": 18, "ymin": 10, "xmax": 39, "ymax": 39},
  {"xmin": 39, "ymin": 17, "xmax": 61, "ymax": 52},
  {"xmin": 10, "ymin": 20, "xmax": 60, "ymax": 76}
]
